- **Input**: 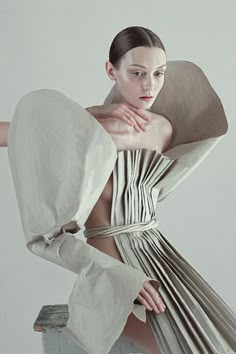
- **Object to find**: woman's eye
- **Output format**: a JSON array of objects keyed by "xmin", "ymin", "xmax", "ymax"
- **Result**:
[
  {"xmin": 131, "ymin": 72, "xmax": 164, "ymax": 78},
  {"xmin": 132, "ymin": 72, "xmax": 143, "ymax": 77}
]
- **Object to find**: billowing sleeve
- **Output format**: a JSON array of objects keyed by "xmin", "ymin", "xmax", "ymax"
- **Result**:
[
  {"xmin": 104, "ymin": 60, "xmax": 228, "ymax": 204},
  {"xmin": 153, "ymin": 61, "xmax": 228, "ymax": 202},
  {"xmin": 7, "ymin": 89, "xmax": 160, "ymax": 354}
]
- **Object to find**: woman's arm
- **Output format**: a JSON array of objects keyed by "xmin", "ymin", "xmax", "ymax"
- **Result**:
[
  {"xmin": 0, "ymin": 122, "xmax": 10, "ymax": 147},
  {"xmin": 86, "ymin": 104, "xmax": 151, "ymax": 132}
]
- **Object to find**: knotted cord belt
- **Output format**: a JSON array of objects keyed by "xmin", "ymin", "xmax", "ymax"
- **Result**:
[{"xmin": 83, "ymin": 218, "xmax": 160, "ymax": 239}]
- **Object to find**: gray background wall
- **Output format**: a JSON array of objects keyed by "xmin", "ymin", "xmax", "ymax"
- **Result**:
[{"xmin": 0, "ymin": 0, "xmax": 235, "ymax": 353}]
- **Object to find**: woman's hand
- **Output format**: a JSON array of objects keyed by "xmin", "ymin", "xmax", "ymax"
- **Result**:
[
  {"xmin": 87, "ymin": 103, "xmax": 152, "ymax": 133},
  {"xmin": 136, "ymin": 280, "xmax": 166, "ymax": 314},
  {"xmin": 0, "ymin": 122, "xmax": 10, "ymax": 147}
]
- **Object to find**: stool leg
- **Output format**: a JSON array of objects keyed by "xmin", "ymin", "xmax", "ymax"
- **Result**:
[{"xmin": 41, "ymin": 332, "xmax": 60, "ymax": 354}]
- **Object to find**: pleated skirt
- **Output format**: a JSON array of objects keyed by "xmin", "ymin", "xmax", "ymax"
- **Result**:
[{"xmin": 112, "ymin": 228, "xmax": 236, "ymax": 354}]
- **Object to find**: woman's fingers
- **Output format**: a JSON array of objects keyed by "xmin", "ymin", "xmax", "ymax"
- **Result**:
[
  {"xmin": 115, "ymin": 104, "xmax": 144, "ymax": 132},
  {"xmin": 146, "ymin": 284, "xmax": 166, "ymax": 311},
  {"xmin": 108, "ymin": 103, "xmax": 149, "ymax": 132},
  {"xmin": 117, "ymin": 110, "xmax": 144, "ymax": 132},
  {"xmin": 137, "ymin": 289, "xmax": 166, "ymax": 314},
  {"xmin": 125, "ymin": 110, "xmax": 148, "ymax": 132},
  {"xmin": 127, "ymin": 113, "xmax": 145, "ymax": 132},
  {"xmin": 136, "ymin": 294, "xmax": 153, "ymax": 311},
  {"xmin": 140, "ymin": 281, "xmax": 166, "ymax": 314},
  {"xmin": 118, "ymin": 114, "xmax": 135, "ymax": 127},
  {"xmin": 129, "ymin": 106, "xmax": 151, "ymax": 122},
  {"xmin": 139, "ymin": 288, "xmax": 161, "ymax": 314}
]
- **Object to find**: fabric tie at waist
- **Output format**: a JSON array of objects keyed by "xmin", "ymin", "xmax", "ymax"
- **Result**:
[{"xmin": 83, "ymin": 218, "xmax": 160, "ymax": 239}]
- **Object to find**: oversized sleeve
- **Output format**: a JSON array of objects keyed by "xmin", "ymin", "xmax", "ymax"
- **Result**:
[
  {"xmin": 7, "ymin": 89, "xmax": 161, "ymax": 354},
  {"xmin": 104, "ymin": 60, "xmax": 228, "ymax": 203}
]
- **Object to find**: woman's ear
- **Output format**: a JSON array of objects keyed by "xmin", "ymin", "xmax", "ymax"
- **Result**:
[{"xmin": 105, "ymin": 61, "xmax": 116, "ymax": 81}]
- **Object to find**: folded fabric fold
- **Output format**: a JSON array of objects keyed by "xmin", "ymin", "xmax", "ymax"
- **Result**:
[
  {"xmin": 7, "ymin": 60, "xmax": 229, "ymax": 353},
  {"xmin": 103, "ymin": 61, "xmax": 228, "ymax": 204},
  {"xmin": 27, "ymin": 229, "xmax": 160, "ymax": 353}
]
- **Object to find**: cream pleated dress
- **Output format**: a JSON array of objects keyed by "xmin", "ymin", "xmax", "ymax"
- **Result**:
[{"xmin": 7, "ymin": 61, "xmax": 236, "ymax": 354}]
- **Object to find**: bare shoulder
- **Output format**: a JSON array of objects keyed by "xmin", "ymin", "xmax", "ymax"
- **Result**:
[
  {"xmin": 149, "ymin": 113, "xmax": 173, "ymax": 152},
  {"xmin": 152, "ymin": 114, "xmax": 173, "ymax": 135},
  {"xmin": 97, "ymin": 113, "xmax": 173, "ymax": 152}
]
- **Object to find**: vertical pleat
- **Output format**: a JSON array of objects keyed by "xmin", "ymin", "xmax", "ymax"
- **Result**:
[
  {"xmin": 111, "ymin": 149, "xmax": 175, "ymax": 226},
  {"xmin": 111, "ymin": 149, "xmax": 236, "ymax": 354}
]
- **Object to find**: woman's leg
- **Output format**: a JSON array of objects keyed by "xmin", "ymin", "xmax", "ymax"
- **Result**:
[{"xmin": 121, "ymin": 311, "xmax": 162, "ymax": 354}]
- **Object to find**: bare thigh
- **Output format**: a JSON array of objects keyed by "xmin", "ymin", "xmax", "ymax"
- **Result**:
[
  {"xmin": 121, "ymin": 312, "xmax": 162, "ymax": 354},
  {"xmin": 86, "ymin": 239, "xmax": 162, "ymax": 353}
]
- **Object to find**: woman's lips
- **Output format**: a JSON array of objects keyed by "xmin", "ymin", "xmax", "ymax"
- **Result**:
[{"xmin": 139, "ymin": 97, "xmax": 153, "ymax": 101}]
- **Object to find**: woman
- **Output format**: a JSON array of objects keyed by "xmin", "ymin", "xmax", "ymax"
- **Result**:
[{"xmin": 2, "ymin": 26, "xmax": 236, "ymax": 354}]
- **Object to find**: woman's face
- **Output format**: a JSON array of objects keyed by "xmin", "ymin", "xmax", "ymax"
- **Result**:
[{"xmin": 105, "ymin": 46, "xmax": 167, "ymax": 110}]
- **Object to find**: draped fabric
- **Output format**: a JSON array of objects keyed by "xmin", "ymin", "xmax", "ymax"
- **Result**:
[
  {"xmin": 84, "ymin": 149, "xmax": 236, "ymax": 353},
  {"xmin": 103, "ymin": 60, "xmax": 228, "ymax": 203},
  {"xmin": 7, "ymin": 61, "xmax": 235, "ymax": 353}
]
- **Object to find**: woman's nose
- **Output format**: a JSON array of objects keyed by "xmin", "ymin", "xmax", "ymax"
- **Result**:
[{"xmin": 143, "ymin": 76, "xmax": 155, "ymax": 91}]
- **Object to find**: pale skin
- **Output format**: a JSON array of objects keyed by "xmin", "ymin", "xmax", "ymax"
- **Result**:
[
  {"xmin": 85, "ymin": 47, "xmax": 172, "ymax": 354},
  {"xmin": 87, "ymin": 46, "xmax": 171, "ymax": 312},
  {"xmin": 0, "ymin": 46, "xmax": 172, "ymax": 354}
]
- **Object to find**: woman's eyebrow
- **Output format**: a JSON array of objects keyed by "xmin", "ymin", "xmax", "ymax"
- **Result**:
[{"xmin": 128, "ymin": 64, "xmax": 167, "ymax": 69}]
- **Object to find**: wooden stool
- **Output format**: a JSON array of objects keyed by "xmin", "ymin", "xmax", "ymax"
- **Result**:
[{"xmin": 33, "ymin": 304, "xmax": 145, "ymax": 353}]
